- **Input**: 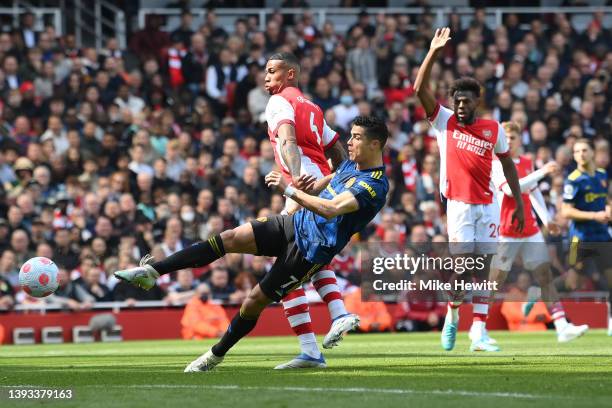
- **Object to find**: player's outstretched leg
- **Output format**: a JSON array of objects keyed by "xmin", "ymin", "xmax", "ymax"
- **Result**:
[
  {"xmin": 185, "ymin": 284, "xmax": 271, "ymax": 372},
  {"xmin": 313, "ymin": 269, "xmax": 360, "ymax": 349},
  {"xmin": 275, "ymin": 288, "xmax": 327, "ymax": 369},
  {"xmin": 114, "ymin": 235, "xmax": 227, "ymax": 287}
]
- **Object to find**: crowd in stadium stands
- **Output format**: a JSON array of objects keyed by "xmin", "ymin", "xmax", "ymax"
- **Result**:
[{"xmin": 0, "ymin": 4, "xmax": 609, "ymax": 332}]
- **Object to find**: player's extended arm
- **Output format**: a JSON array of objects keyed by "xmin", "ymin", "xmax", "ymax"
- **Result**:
[
  {"xmin": 292, "ymin": 189, "xmax": 358, "ymax": 220},
  {"xmin": 277, "ymin": 123, "xmax": 302, "ymax": 182},
  {"xmin": 529, "ymin": 188, "xmax": 549, "ymax": 226},
  {"xmin": 265, "ymin": 171, "xmax": 358, "ymax": 220},
  {"xmin": 500, "ymin": 162, "xmax": 558, "ymax": 197},
  {"xmin": 561, "ymin": 202, "xmax": 610, "ymax": 223},
  {"xmin": 499, "ymin": 155, "xmax": 525, "ymax": 231},
  {"xmin": 414, "ymin": 27, "xmax": 451, "ymax": 117},
  {"xmin": 325, "ymin": 141, "xmax": 347, "ymax": 171}
]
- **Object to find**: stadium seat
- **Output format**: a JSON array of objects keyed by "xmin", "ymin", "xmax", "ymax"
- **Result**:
[
  {"xmin": 101, "ymin": 325, "xmax": 123, "ymax": 342},
  {"xmin": 72, "ymin": 326, "xmax": 95, "ymax": 343},
  {"xmin": 13, "ymin": 328, "xmax": 36, "ymax": 345},
  {"xmin": 42, "ymin": 326, "xmax": 64, "ymax": 344}
]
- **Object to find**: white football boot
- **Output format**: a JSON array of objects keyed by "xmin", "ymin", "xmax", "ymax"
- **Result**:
[
  {"xmin": 322, "ymin": 313, "xmax": 360, "ymax": 349},
  {"xmin": 184, "ymin": 349, "xmax": 224, "ymax": 372}
]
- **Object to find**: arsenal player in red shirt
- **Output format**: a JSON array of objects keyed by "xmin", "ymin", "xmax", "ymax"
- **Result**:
[{"xmin": 415, "ymin": 28, "xmax": 525, "ymax": 352}]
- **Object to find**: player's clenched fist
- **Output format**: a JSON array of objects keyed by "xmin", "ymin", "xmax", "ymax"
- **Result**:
[{"xmin": 430, "ymin": 27, "xmax": 452, "ymax": 51}]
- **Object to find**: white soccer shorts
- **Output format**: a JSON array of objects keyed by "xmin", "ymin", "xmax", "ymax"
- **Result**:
[
  {"xmin": 491, "ymin": 231, "xmax": 550, "ymax": 272},
  {"xmin": 447, "ymin": 199, "xmax": 500, "ymax": 256}
]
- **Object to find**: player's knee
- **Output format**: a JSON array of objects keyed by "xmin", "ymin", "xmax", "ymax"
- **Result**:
[{"xmin": 220, "ymin": 229, "xmax": 237, "ymax": 251}]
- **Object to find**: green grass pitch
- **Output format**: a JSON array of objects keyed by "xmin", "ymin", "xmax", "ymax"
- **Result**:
[{"xmin": 1, "ymin": 330, "xmax": 611, "ymax": 408}]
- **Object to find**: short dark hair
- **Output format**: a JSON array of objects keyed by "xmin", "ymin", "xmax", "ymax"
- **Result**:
[
  {"xmin": 267, "ymin": 52, "xmax": 300, "ymax": 74},
  {"xmin": 450, "ymin": 77, "xmax": 481, "ymax": 98},
  {"xmin": 352, "ymin": 116, "xmax": 389, "ymax": 148}
]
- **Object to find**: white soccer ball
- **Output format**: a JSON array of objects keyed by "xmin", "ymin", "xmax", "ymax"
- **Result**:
[{"xmin": 19, "ymin": 257, "xmax": 59, "ymax": 298}]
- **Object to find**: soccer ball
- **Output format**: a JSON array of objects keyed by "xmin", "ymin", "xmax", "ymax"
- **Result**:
[{"xmin": 19, "ymin": 257, "xmax": 59, "ymax": 298}]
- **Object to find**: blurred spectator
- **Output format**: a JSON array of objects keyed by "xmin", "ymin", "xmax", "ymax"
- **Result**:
[
  {"xmin": 205, "ymin": 266, "xmax": 240, "ymax": 303},
  {"xmin": 0, "ymin": 249, "xmax": 18, "ymax": 287},
  {"xmin": 346, "ymin": 35, "xmax": 378, "ymax": 97},
  {"xmin": 165, "ymin": 269, "xmax": 198, "ymax": 305},
  {"xmin": 180, "ymin": 283, "xmax": 229, "ymax": 339},
  {"xmin": 44, "ymin": 267, "xmax": 94, "ymax": 310},
  {"xmin": 345, "ymin": 286, "xmax": 393, "ymax": 333},
  {"xmin": 395, "ymin": 274, "xmax": 446, "ymax": 332},
  {"xmin": 0, "ymin": 273, "xmax": 14, "ymax": 311},
  {"xmin": 500, "ymin": 272, "xmax": 551, "ymax": 331},
  {"xmin": 554, "ymin": 268, "xmax": 596, "ymax": 293},
  {"xmin": 74, "ymin": 264, "xmax": 113, "ymax": 302}
]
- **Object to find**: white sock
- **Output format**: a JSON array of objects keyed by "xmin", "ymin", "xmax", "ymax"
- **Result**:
[
  {"xmin": 554, "ymin": 317, "xmax": 569, "ymax": 332},
  {"xmin": 298, "ymin": 333, "xmax": 320, "ymax": 358},
  {"xmin": 471, "ymin": 320, "xmax": 486, "ymax": 337},
  {"xmin": 608, "ymin": 317, "xmax": 612, "ymax": 334}
]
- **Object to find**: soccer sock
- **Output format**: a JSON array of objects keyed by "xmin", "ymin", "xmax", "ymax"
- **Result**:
[
  {"xmin": 447, "ymin": 301, "xmax": 461, "ymax": 324},
  {"xmin": 311, "ymin": 269, "xmax": 347, "ymax": 320},
  {"xmin": 282, "ymin": 289, "xmax": 321, "ymax": 358},
  {"xmin": 211, "ymin": 310, "xmax": 258, "ymax": 357},
  {"xmin": 549, "ymin": 302, "xmax": 569, "ymax": 332},
  {"xmin": 471, "ymin": 290, "xmax": 490, "ymax": 336},
  {"xmin": 151, "ymin": 236, "xmax": 225, "ymax": 275}
]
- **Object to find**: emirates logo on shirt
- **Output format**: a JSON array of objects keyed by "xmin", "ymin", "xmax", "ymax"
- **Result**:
[{"xmin": 451, "ymin": 130, "xmax": 494, "ymax": 157}]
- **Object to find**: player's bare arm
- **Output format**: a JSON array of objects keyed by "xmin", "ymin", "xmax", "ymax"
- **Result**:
[
  {"xmin": 500, "ymin": 161, "xmax": 559, "ymax": 196},
  {"xmin": 325, "ymin": 141, "xmax": 348, "ymax": 171},
  {"xmin": 265, "ymin": 171, "xmax": 359, "ymax": 220},
  {"xmin": 414, "ymin": 27, "xmax": 451, "ymax": 117},
  {"xmin": 498, "ymin": 154, "xmax": 525, "ymax": 232},
  {"xmin": 561, "ymin": 202, "xmax": 610, "ymax": 223},
  {"xmin": 277, "ymin": 123, "xmax": 302, "ymax": 183}
]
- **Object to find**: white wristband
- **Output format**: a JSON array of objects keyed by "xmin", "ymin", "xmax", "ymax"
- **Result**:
[{"xmin": 284, "ymin": 185, "xmax": 296, "ymax": 198}]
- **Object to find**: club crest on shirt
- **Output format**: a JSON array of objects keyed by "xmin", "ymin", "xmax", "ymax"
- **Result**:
[
  {"xmin": 482, "ymin": 129, "xmax": 492, "ymax": 139},
  {"xmin": 345, "ymin": 177, "xmax": 356, "ymax": 189}
]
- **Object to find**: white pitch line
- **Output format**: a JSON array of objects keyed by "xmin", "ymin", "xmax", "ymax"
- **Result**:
[{"xmin": 0, "ymin": 384, "xmax": 558, "ymax": 400}]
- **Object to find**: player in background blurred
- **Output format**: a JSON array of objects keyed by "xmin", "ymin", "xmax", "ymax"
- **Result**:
[
  {"xmin": 469, "ymin": 121, "xmax": 588, "ymax": 348},
  {"xmin": 415, "ymin": 28, "xmax": 525, "ymax": 352},
  {"xmin": 561, "ymin": 139, "xmax": 612, "ymax": 336},
  {"xmin": 261, "ymin": 52, "xmax": 360, "ymax": 368}
]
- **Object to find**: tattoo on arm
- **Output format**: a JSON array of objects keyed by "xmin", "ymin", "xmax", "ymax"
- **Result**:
[{"xmin": 278, "ymin": 124, "xmax": 301, "ymax": 179}]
